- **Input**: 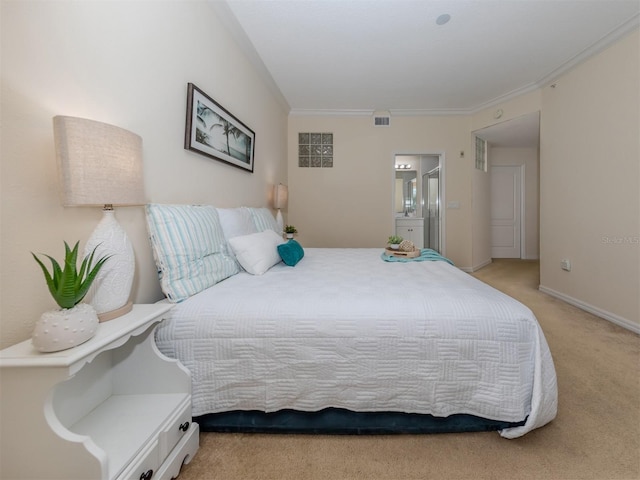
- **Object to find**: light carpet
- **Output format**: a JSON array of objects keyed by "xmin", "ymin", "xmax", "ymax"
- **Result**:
[{"xmin": 176, "ymin": 259, "xmax": 639, "ymax": 480}]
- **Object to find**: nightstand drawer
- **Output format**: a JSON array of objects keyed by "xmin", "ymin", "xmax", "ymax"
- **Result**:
[
  {"xmin": 117, "ymin": 439, "xmax": 160, "ymax": 480},
  {"xmin": 160, "ymin": 398, "xmax": 192, "ymax": 458},
  {"xmin": 155, "ymin": 422, "xmax": 200, "ymax": 480}
]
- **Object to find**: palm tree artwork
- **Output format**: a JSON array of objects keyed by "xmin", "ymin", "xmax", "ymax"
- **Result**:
[{"xmin": 195, "ymin": 101, "xmax": 250, "ymax": 164}]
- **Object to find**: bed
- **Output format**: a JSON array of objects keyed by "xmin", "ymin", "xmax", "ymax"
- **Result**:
[{"xmin": 145, "ymin": 204, "xmax": 558, "ymax": 439}]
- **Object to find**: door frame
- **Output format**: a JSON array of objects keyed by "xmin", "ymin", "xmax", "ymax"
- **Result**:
[{"xmin": 392, "ymin": 152, "xmax": 446, "ymax": 257}]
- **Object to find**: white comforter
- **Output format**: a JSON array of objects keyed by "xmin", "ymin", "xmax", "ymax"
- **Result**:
[{"xmin": 155, "ymin": 248, "xmax": 557, "ymax": 438}]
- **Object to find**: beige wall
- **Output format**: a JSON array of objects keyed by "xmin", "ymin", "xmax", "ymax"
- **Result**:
[
  {"xmin": 1, "ymin": 1, "xmax": 288, "ymax": 347},
  {"xmin": 540, "ymin": 29, "xmax": 639, "ymax": 328},
  {"xmin": 287, "ymin": 115, "xmax": 473, "ymax": 267}
]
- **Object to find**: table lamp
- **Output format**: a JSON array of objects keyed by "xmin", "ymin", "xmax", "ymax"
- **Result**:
[
  {"xmin": 273, "ymin": 183, "xmax": 288, "ymax": 232},
  {"xmin": 53, "ymin": 116, "xmax": 145, "ymax": 321}
]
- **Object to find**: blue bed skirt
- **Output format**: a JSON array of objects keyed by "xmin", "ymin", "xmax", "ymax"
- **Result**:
[{"xmin": 194, "ymin": 408, "xmax": 526, "ymax": 434}]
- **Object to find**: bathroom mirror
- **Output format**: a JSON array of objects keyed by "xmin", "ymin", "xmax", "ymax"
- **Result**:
[{"xmin": 395, "ymin": 170, "xmax": 417, "ymax": 215}]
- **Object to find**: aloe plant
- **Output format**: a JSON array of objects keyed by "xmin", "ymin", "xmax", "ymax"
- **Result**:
[{"xmin": 32, "ymin": 241, "xmax": 110, "ymax": 310}]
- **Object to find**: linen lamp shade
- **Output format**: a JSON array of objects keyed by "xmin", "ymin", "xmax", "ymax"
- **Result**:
[{"xmin": 54, "ymin": 116, "xmax": 144, "ymax": 207}]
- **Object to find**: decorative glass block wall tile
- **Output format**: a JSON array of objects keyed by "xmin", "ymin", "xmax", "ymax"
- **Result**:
[
  {"xmin": 475, "ymin": 136, "xmax": 487, "ymax": 171},
  {"xmin": 298, "ymin": 132, "xmax": 333, "ymax": 168}
]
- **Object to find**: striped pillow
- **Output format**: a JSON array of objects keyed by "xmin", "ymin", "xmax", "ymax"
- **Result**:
[
  {"xmin": 247, "ymin": 207, "xmax": 280, "ymax": 233},
  {"xmin": 145, "ymin": 204, "xmax": 240, "ymax": 302}
]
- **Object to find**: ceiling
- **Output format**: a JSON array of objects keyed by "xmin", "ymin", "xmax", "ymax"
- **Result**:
[{"xmin": 212, "ymin": 0, "xmax": 638, "ymax": 147}]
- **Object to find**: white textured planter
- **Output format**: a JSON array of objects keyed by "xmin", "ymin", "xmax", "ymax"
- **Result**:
[{"xmin": 32, "ymin": 303, "xmax": 99, "ymax": 353}]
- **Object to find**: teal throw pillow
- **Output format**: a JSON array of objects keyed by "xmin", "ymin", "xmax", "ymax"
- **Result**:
[{"xmin": 277, "ymin": 239, "xmax": 304, "ymax": 266}]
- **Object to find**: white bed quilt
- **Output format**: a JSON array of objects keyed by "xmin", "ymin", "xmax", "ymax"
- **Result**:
[{"xmin": 155, "ymin": 248, "xmax": 557, "ymax": 438}]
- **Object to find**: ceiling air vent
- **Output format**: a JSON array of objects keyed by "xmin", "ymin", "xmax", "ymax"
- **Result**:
[{"xmin": 373, "ymin": 111, "xmax": 391, "ymax": 127}]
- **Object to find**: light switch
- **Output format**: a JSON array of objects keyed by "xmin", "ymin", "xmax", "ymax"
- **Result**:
[{"xmin": 447, "ymin": 201, "xmax": 460, "ymax": 209}]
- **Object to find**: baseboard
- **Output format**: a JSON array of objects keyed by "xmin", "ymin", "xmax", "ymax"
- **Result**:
[
  {"xmin": 538, "ymin": 285, "xmax": 640, "ymax": 335},
  {"xmin": 459, "ymin": 259, "xmax": 497, "ymax": 273},
  {"xmin": 471, "ymin": 258, "xmax": 493, "ymax": 272}
]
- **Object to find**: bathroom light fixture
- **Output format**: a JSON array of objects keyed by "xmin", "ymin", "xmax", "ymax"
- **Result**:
[{"xmin": 53, "ymin": 116, "xmax": 145, "ymax": 321}]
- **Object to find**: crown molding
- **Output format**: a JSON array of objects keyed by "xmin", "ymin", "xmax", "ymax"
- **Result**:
[
  {"xmin": 467, "ymin": 83, "xmax": 541, "ymax": 115},
  {"xmin": 290, "ymin": 108, "xmax": 472, "ymax": 117},
  {"xmin": 390, "ymin": 108, "xmax": 471, "ymax": 117},
  {"xmin": 289, "ymin": 109, "xmax": 374, "ymax": 117},
  {"xmin": 535, "ymin": 13, "xmax": 639, "ymax": 88},
  {"xmin": 214, "ymin": 1, "xmax": 638, "ymax": 119}
]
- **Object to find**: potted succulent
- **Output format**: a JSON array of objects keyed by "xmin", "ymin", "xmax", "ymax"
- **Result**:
[
  {"xmin": 284, "ymin": 224, "xmax": 298, "ymax": 239},
  {"xmin": 31, "ymin": 241, "xmax": 110, "ymax": 352},
  {"xmin": 388, "ymin": 235, "xmax": 403, "ymax": 250}
]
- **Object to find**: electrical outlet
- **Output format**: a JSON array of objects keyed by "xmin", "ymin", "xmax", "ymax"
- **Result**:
[{"xmin": 561, "ymin": 259, "xmax": 571, "ymax": 271}]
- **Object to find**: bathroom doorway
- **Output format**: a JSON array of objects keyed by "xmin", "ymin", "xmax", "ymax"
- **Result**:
[{"xmin": 393, "ymin": 154, "xmax": 443, "ymax": 253}]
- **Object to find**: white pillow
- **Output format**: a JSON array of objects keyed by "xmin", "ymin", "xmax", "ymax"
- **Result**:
[
  {"xmin": 217, "ymin": 207, "xmax": 257, "ymax": 240},
  {"xmin": 228, "ymin": 230, "xmax": 285, "ymax": 275},
  {"xmin": 216, "ymin": 207, "xmax": 257, "ymax": 262}
]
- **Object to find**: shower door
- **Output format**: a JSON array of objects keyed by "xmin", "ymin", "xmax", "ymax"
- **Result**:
[{"xmin": 422, "ymin": 167, "xmax": 440, "ymax": 252}]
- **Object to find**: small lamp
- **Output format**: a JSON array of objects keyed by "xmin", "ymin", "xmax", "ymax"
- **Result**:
[
  {"xmin": 53, "ymin": 116, "xmax": 145, "ymax": 322},
  {"xmin": 273, "ymin": 183, "xmax": 288, "ymax": 231}
]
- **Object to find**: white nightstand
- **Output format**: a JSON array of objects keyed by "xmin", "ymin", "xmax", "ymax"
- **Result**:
[{"xmin": 0, "ymin": 303, "xmax": 199, "ymax": 480}]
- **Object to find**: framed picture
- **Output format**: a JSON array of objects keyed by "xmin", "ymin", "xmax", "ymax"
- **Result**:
[{"xmin": 184, "ymin": 83, "xmax": 255, "ymax": 172}]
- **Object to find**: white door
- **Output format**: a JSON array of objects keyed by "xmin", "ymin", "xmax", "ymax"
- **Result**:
[{"xmin": 491, "ymin": 166, "xmax": 522, "ymax": 258}]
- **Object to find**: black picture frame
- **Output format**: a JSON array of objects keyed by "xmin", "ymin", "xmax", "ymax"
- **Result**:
[{"xmin": 184, "ymin": 83, "xmax": 255, "ymax": 172}]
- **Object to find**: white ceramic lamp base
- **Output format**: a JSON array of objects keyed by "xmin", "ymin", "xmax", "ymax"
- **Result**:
[{"xmin": 83, "ymin": 209, "xmax": 135, "ymax": 322}]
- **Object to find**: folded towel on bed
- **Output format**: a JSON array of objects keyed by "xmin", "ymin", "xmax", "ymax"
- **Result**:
[{"xmin": 381, "ymin": 248, "xmax": 454, "ymax": 265}]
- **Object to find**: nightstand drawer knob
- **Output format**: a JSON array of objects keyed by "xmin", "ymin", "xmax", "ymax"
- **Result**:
[
  {"xmin": 140, "ymin": 469, "xmax": 153, "ymax": 480},
  {"xmin": 179, "ymin": 421, "xmax": 190, "ymax": 432}
]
